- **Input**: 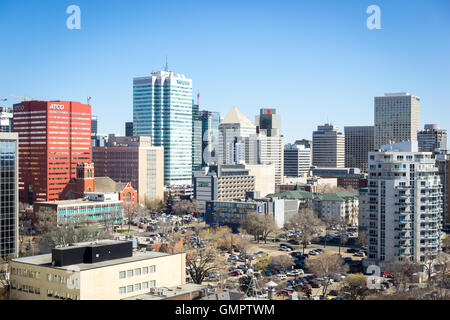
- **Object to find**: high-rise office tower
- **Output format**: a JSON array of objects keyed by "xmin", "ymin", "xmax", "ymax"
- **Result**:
[
  {"xmin": 192, "ymin": 103, "xmax": 202, "ymax": 171},
  {"xmin": 284, "ymin": 143, "xmax": 312, "ymax": 177},
  {"xmin": 344, "ymin": 126, "xmax": 374, "ymax": 172},
  {"xmin": 374, "ymin": 93, "xmax": 420, "ymax": 150},
  {"xmin": 418, "ymin": 124, "xmax": 447, "ymax": 154},
  {"xmin": 91, "ymin": 116, "xmax": 98, "ymax": 135},
  {"xmin": 133, "ymin": 70, "xmax": 193, "ymax": 185},
  {"xmin": 312, "ymin": 123, "xmax": 345, "ymax": 168},
  {"xmin": 13, "ymin": 101, "xmax": 91, "ymax": 204},
  {"xmin": 255, "ymin": 108, "xmax": 281, "ymax": 137},
  {"xmin": 436, "ymin": 150, "xmax": 450, "ymax": 231},
  {"xmin": 0, "ymin": 133, "xmax": 18, "ymax": 258},
  {"xmin": 125, "ymin": 122, "xmax": 133, "ymax": 137},
  {"xmin": 200, "ymin": 110, "xmax": 220, "ymax": 166},
  {"xmin": 0, "ymin": 107, "xmax": 13, "ymax": 132},
  {"xmin": 361, "ymin": 141, "xmax": 442, "ymax": 264},
  {"xmin": 218, "ymin": 107, "xmax": 256, "ymax": 165}
]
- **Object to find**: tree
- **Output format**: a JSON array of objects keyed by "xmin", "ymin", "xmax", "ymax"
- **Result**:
[
  {"xmin": 270, "ymin": 255, "xmax": 295, "ymax": 270},
  {"xmin": 212, "ymin": 226, "xmax": 237, "ymax": 253},
  {"xmin": 146, "ymin": 198, "xmax": 165, "ymax": 214},
  {"xmin": 254, "ymin": 254, "xmax": 271, "ymax": 272},
  {"xmin": 50, "ymin": 226, "xmax": 108, "ymax": 247},
  {"xmin": 124, "ymin": 203, "xmax": 147, "ymax": 232},
  {"xmin": 381, "ymin": 260, "xmax": 422, "ymax": 293},
  {"xmin": 184, "ymin": 225, "xmax": 227, "ymax": 284},
  {"xmin": 435, "ymin": 252, "xmax": 450, "ymax": 299},
  {"xmin": 340, "ymin": 274, "xmax": 372, "ymax": 300},
  {"xmin": 33, "ymin": 209, "xmax": 57, "ymax": 235},
  {"xmin": 172, "ymin": 200, "xmax": 197, "ymax": 216},
  {"xmin": 356, "ymin": 229, "xmax": 368, "ymax": 248},
  {"xmin": 306, "ymin": 254, "xmax": 349, "ymax": 297},
  {"xmin": 284, "ymin": 208, "xmax": 323, "ymax": 254},
  {"xmin": 241, "ymin": 213, "xmax": 278, "ymax": 244},
  {"xmin": 0, "ymin": 255, "xmax": 13, "ymax": 300}
]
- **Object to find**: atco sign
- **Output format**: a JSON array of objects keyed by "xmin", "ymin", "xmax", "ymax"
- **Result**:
[
  {"xmin": 14, "ymin": 106, "xmax": 24, "ymax": 111},
  {"xmin": 50, "ymin": 104, "xmax": 65, "ymax": 110}
]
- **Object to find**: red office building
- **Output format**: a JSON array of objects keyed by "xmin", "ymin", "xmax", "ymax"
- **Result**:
[{"xmin": 13, "ymin": 100, "xmax": 91, "ymax": 203}]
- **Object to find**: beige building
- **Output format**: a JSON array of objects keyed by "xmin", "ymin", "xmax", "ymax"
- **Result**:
[
  {"xmin": 244, "ymin": 163, "xmax": 275, "ymax": 197},
  {"xmin": 374, "ymin": 92, "xmax": 420, "ymax": 150},
  {"xmin": 93, "ymin": 136, "xmax": 164, "ymax": 205},
  {"xmin": 10, "ymin": 240, "xmax": 186, "ymax": 300},
  {"xmin": 312, "ymin": 123, "xmax": 345, "ymax": 168}
]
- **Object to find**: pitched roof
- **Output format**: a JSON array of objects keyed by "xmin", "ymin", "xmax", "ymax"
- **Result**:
[
  {"xmin": 94, "ymin": 177, "xmax": 129, "ymax": 193},
  {"xmin": 220, "ymin": 106, "xmax": 255, "ymax": 127}
]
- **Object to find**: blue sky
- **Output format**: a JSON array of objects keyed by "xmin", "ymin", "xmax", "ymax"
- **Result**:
[{"xmin": 0, "ymin": 0, "xmax": 449, "ymax": 142}]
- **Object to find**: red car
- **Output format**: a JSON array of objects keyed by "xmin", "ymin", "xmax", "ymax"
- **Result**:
[
  {"xmin": 278, "ymin": 289, "xmax": 294, "ymax": 296},
  {"xmin": 381, "ymin": 271, "xmax": 394, "ymax": 278},
  {"xmin": 139, "ymin": 224, "xmax": 146, "ymax": 229},
  {"xmin": 229, "ymin": 271, "xmax": 242, "ymax": 276}
]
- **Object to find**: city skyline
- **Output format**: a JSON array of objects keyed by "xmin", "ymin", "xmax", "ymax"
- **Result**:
[{"xmin": 1, "ymin": 0, "xmax": 449, "ymax": 143}]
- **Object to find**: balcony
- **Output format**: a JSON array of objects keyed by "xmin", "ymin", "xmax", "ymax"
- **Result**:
[
  {"xmin": 394, "ymin": 235, "xmax": 412, "ymax": 240},
  {"xmin": 394, "ymin": 211, "xmax": 413, "ymax": 215},
  {"xmin": 395, "ymin": 219, "xmax": 413, "ymax": 223}
]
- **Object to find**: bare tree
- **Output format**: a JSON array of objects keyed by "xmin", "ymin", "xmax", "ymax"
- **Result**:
[
  {"xmin": 340, "ymin": 274, "xmax": 373, "ymax": 300},
  {"xmin": 0, "ymin": 255, "xmax": 14, "ymax": 300},
  {"xmin": 306, "ymin": 254, "xmax": 349, "ymax": 297},
  {"xmin": 124, "ymin": 203, "xmax": 147, "ymax": 232},
  {"xmin": 33, "ymin": 209, "xmax": 57, "ymax": 235},
  {"xmin": 270, "ymin": 255, "xmax": 295, "ymax": 270},
  {"xmin": 172, "ymin": 200, "xmax": 198, "ymax": 216},
  {"xmin": 254, "ymin": 253, "xmax": 271, "ymax": 272},
  {"xmin": 381, "ymin": 260, "xmax": 422, "ymax": 293},
  {"xmin": 241, "ymin": 213, "xmax": 278, "ymax": 244},
  {"xmin": 284, "ymin": 208, "xmax": 323, "ymax": 254}
]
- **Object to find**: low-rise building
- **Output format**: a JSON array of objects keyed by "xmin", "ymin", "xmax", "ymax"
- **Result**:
[{"xmin": 9, "ymin": 240, "xmax": 186, "ymax": 300}]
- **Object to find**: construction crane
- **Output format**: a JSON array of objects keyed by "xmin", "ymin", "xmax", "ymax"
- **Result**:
[
  {"xmin": 10, "ymin": 94, "xmax": 35, "ymax": 101},
  {"xmin": 0, "ymin": 98, "xmax": 7, "ymax": 102},
  {"xmin": 87, "ymin": 96, "xmax": 92, "ymax": 105}
]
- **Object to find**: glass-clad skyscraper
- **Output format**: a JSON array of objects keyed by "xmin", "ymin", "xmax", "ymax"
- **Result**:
[
  {"xmin": 0, "ymin": 133, "xmax": 18, "ymax": 258},
  {"xmin": 133, "ymin": 70, "xmax": 193, "ymax": 185},
  {"xmin": 192, "ymin": 103, "xmax": 202, "ymax": 171}
]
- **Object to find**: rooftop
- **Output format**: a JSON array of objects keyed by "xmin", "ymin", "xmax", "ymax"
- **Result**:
[
  {"xmin": 123, "ymin": 283, "xmax": 206, "ymax": 300},
  {"xmin": 12, "ymin": 249, "xmax": 174, "ymax": 271},
  {"xmin": 220, "ymin": 106, "xmax": 255, "ymax": 128}
]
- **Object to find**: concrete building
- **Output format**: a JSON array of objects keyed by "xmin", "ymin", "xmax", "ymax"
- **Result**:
[
  {"xmin": 13, "ymin": 101, "xmax": 91, "ymax": 204},
  {"xmin": 417, "ymin": 124, "xmax": 447, "ymax": 154},
  {"xmin": 218, "ymin": 107, "xmax": 256, "ymax": 165},
  {"xmin": 436, "ymin": 150, "xmax": 450, "ymax": 231},
  {"xmin": 255, "ymin": 108, "xmax": 281, "ymax": 138},
  {"xmin": 360, "ymin": 141, "xmax": 442, "ymax": 265},
  {"xmin": 344, "ymin": 126, "xmax": 374, "ymax": 172},
  {"xmin": 0, "ymin": 107, "xmax": 13, "ymax": 132},
  {"xmin": 192, "ymin": 103, "xmax": 202, "ymax": 171},
  {"xmin": 205, "ymin": 197, "xmax": 298, "ymax": 231},
  {"xmin": 125, "ymin": 122, "xmax": 133, "ymax": 137},
  {"xmin": 312, "ymin": 123, "xmax": 345, "ymax": 168},
  {"xmin": 9, "ymin": 240, "xmax": 186, "ymax": 300},
  {"xmin": 193, "ymin": 164, "xmax": 256, "ymax": 211},
  {"xmin": 284, "ymin": 143, "xmax": 311, "ymax": 178},
  {"xmin": 33, "ymin": 195, "xmax": 124, "ymax": 227},
  {"xmin": 200, "ymin": 110, "xmax": 220, "ymax": 166},
  {"xmin": 133, "ymin": 70, "xmax": 193, "ymax": 185},
  {"xmin": 267, "ymin": 190, "xmax": 359, "ymax": 226},
  {"xmin": 0, "ymin": 132, "xmax": 19, "ymax": 258},
  {"xmin": 92, "ymin": 136, "xmax": 164, "ymax": 205},
  {"xmin": 374, "ymin": 93, "xmax": 420, "ymax": 150},
  {"xmin": 310, "ymin": 167, "xmax": 368, "ymax": 190}
]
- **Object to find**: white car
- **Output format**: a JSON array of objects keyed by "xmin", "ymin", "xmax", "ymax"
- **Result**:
[
  {"xmin": 276, "ymin": 274, "xmax": 287, "ymax": 280},
  {"xmin": 280, "ymin": 247, "xmax": 292, "ymax": 252}
]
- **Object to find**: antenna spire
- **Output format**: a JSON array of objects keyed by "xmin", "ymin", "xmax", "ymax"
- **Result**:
[
  {"xmin": 197, "ymin": 91, "xmax": 200, "ymax": 107},
  {"xmin": 164, "ymin": 55, "xmax": 169, "ymax": 72}
]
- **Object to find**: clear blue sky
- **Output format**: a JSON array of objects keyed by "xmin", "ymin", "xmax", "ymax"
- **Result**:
[{"xmin": 1, "ymin": 0, "xmax": 449, "ymax": 142}]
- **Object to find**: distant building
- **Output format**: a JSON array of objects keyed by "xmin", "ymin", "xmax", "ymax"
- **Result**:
[
  {"xmin": 192, "ymin": 103, "xmax": 202, "ymax": 171},
  {"xmin": 374, "ymin": 93, "xmax": 420, "ymax": 150},
  {"xmin": 91, "ymin": 116, "xmax": 98, "ymax": 135},
  {"xmin": 93, "ymin": 136, "xmax": 164, "ymax": 205},
  {"xmin": 284, "ymin": 143, "xmax": 311, "ymax": 177},
  {"xmin": 200, "ymin": 110, "xmax": 220, "ymax": 166},
  {"xmin": 10, "ymin": 240, "xmax": 186, "ymax": 300},
  {"xmin": 267, "ymin": 190, "xmax": 359, "ymax": 226},
  {"xmin": 344, "ymin": 126, "xmax": 374, "ymax": 172},
  {"xmin": 0, "ymin": 132, "xmax": 19, "ymax": 258},
  {"xmin": 311, "ymin": 167, "xmax": 368, "ymax": 190},
  {"xmin": 125, "ymin": 122, "xmax": 133, "ymax": 137},
  {"xmin": 133, "ymin": 70, "xmax": 193, "ymax": 185},
  {"xmin": 436, "ymin": 150, "xmax": 450, "ymax": 230},
  {"xmin": 417, "ymin": 124, "xmax": 447, "ymax": 154},
  {"xmin": 205, "ymin": 197, "xmax": 298, "ymax": 231},
  {"xmin": 0, "ymin": 107, "xmax": 13, "ymax": 132},
  {"xmin": 312, "ymin": 123, "xmax": 345, "ymax": 168},
  {"xmin": 13, "ymin": 100, "xmax": 91, "ymax": 204},
  {"xmin": 255, "ymin": 108, "xmax": 281, "ymax": 138}
]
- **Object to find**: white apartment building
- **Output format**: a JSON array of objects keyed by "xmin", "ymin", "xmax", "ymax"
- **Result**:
[
  {"xmin": 374, "ymin": 93, "xmax": 420, "ymax": 150},
  {"xmin": 312, "ymin": 123, "xmax": 345, "ymax": 168},
  {"xmin": 417, "ymin": 124, "xmax": 447, "ymax": 154},
  {"xmin": 361, "ymin": 141, "xmax": 443, "ymax": 265},
  {"xmin": 284, "ymin": 143, "xmax": 312, "ymax": 177}
]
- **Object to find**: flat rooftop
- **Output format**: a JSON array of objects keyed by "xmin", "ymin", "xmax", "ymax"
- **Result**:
[
  {"xmin": 123, "ymin": 283, "xmax": 206, "ymax": 300},
  {"xmin": 12, "ymin": 250, "xmax": 175, "ymax": 271},
  {"xmin": 36, "ymin": 199, "xmax": 122, "ymax": 206}
]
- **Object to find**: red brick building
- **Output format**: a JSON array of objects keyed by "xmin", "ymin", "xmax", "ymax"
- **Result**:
[
  {"xmin": 60, "ymin": 163, "xmax": 138, "ymax": 207},
  {"xmin": 13, "ymin": 101, "xmax": 91, "ymax": 203}
]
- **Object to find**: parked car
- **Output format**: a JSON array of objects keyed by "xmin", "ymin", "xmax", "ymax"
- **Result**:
[
  {"xmin": 280, "ymin": 246, "xmax": 292, "ymax": 252},
  {"xmin": 354, "ymin": 251, "xmax": 366, "ymax": 257},
  {"xmin": 272, "ymin": 238, "xmax": 281, "ymax": 242},
  {"xmin": 308, "ymin": 250, "xmax": 318, "ymax": 255},
  {"xmin": 276, "ymin": 274, "xmax": 287, "ymax": 281},
  {"xmin": 309, "ymin": 280, "xmax": 321, "ymax": 288},
  {"xmin": 288, "ymin": 239, "xmax": 300, "ymax": 245},
  {"xmin": 328, "ymin": 290, "xmax": 340, "ymax": 296},
  {"xmin": 343, "ymin": 257, "xmax": 353, "ymax": 263}
]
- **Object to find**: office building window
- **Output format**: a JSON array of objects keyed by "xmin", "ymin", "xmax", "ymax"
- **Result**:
[
  {"xmin": 119, "ymin": 287, "xmax": 126, "ymax": 295},
  {"xmin": 119, "ymin": 271, "xmax": 126, "ymax": 279}
]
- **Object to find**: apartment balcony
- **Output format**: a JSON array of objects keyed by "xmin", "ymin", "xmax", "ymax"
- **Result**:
[
  {"xmin": 394, "ymin": 194, "xmax": 410, "ymax": 198},
  {"xmin": 394, "ymin": 244, "xmax": 412, "ymax": 249},
  {"xmin": 423, "ymin": 242, "xmax": 440, "ymax": 248},
  {"xmin": 394, "ymin": 185, "xmax": 411, "ymax": 190},
  {"xmin": 394, "ymin": 235, "xmax": 412, "ymax": 240},
  {"xmin": 395, "ymin": 219, "xmax": 413, "ymax": 223},
  {"xmin": 394, "ymin": 252, "xmax": 413, "ymax": 257},
  {"xmin": 394, "ymin": 227, "xmax": 413, "ymax": 231},
  {"xmin": 394, "ymin": 211, "xmax": 413, "ymax": 215},
  {"xmin": 422, "ymin": 234, "xmax": 440, "ymax": 240},
  {"xmin": 394, "ymin": 202, "xmax": 412, "ymax": 206}
]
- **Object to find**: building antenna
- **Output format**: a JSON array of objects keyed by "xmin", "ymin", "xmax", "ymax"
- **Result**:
[
  {"xmin": 164, "ymin": 55, "xmax": 169, "ymax": 72},
  {"xmin": 197, "ymin": 91, "xmax": 200, "ymax": 107}
]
